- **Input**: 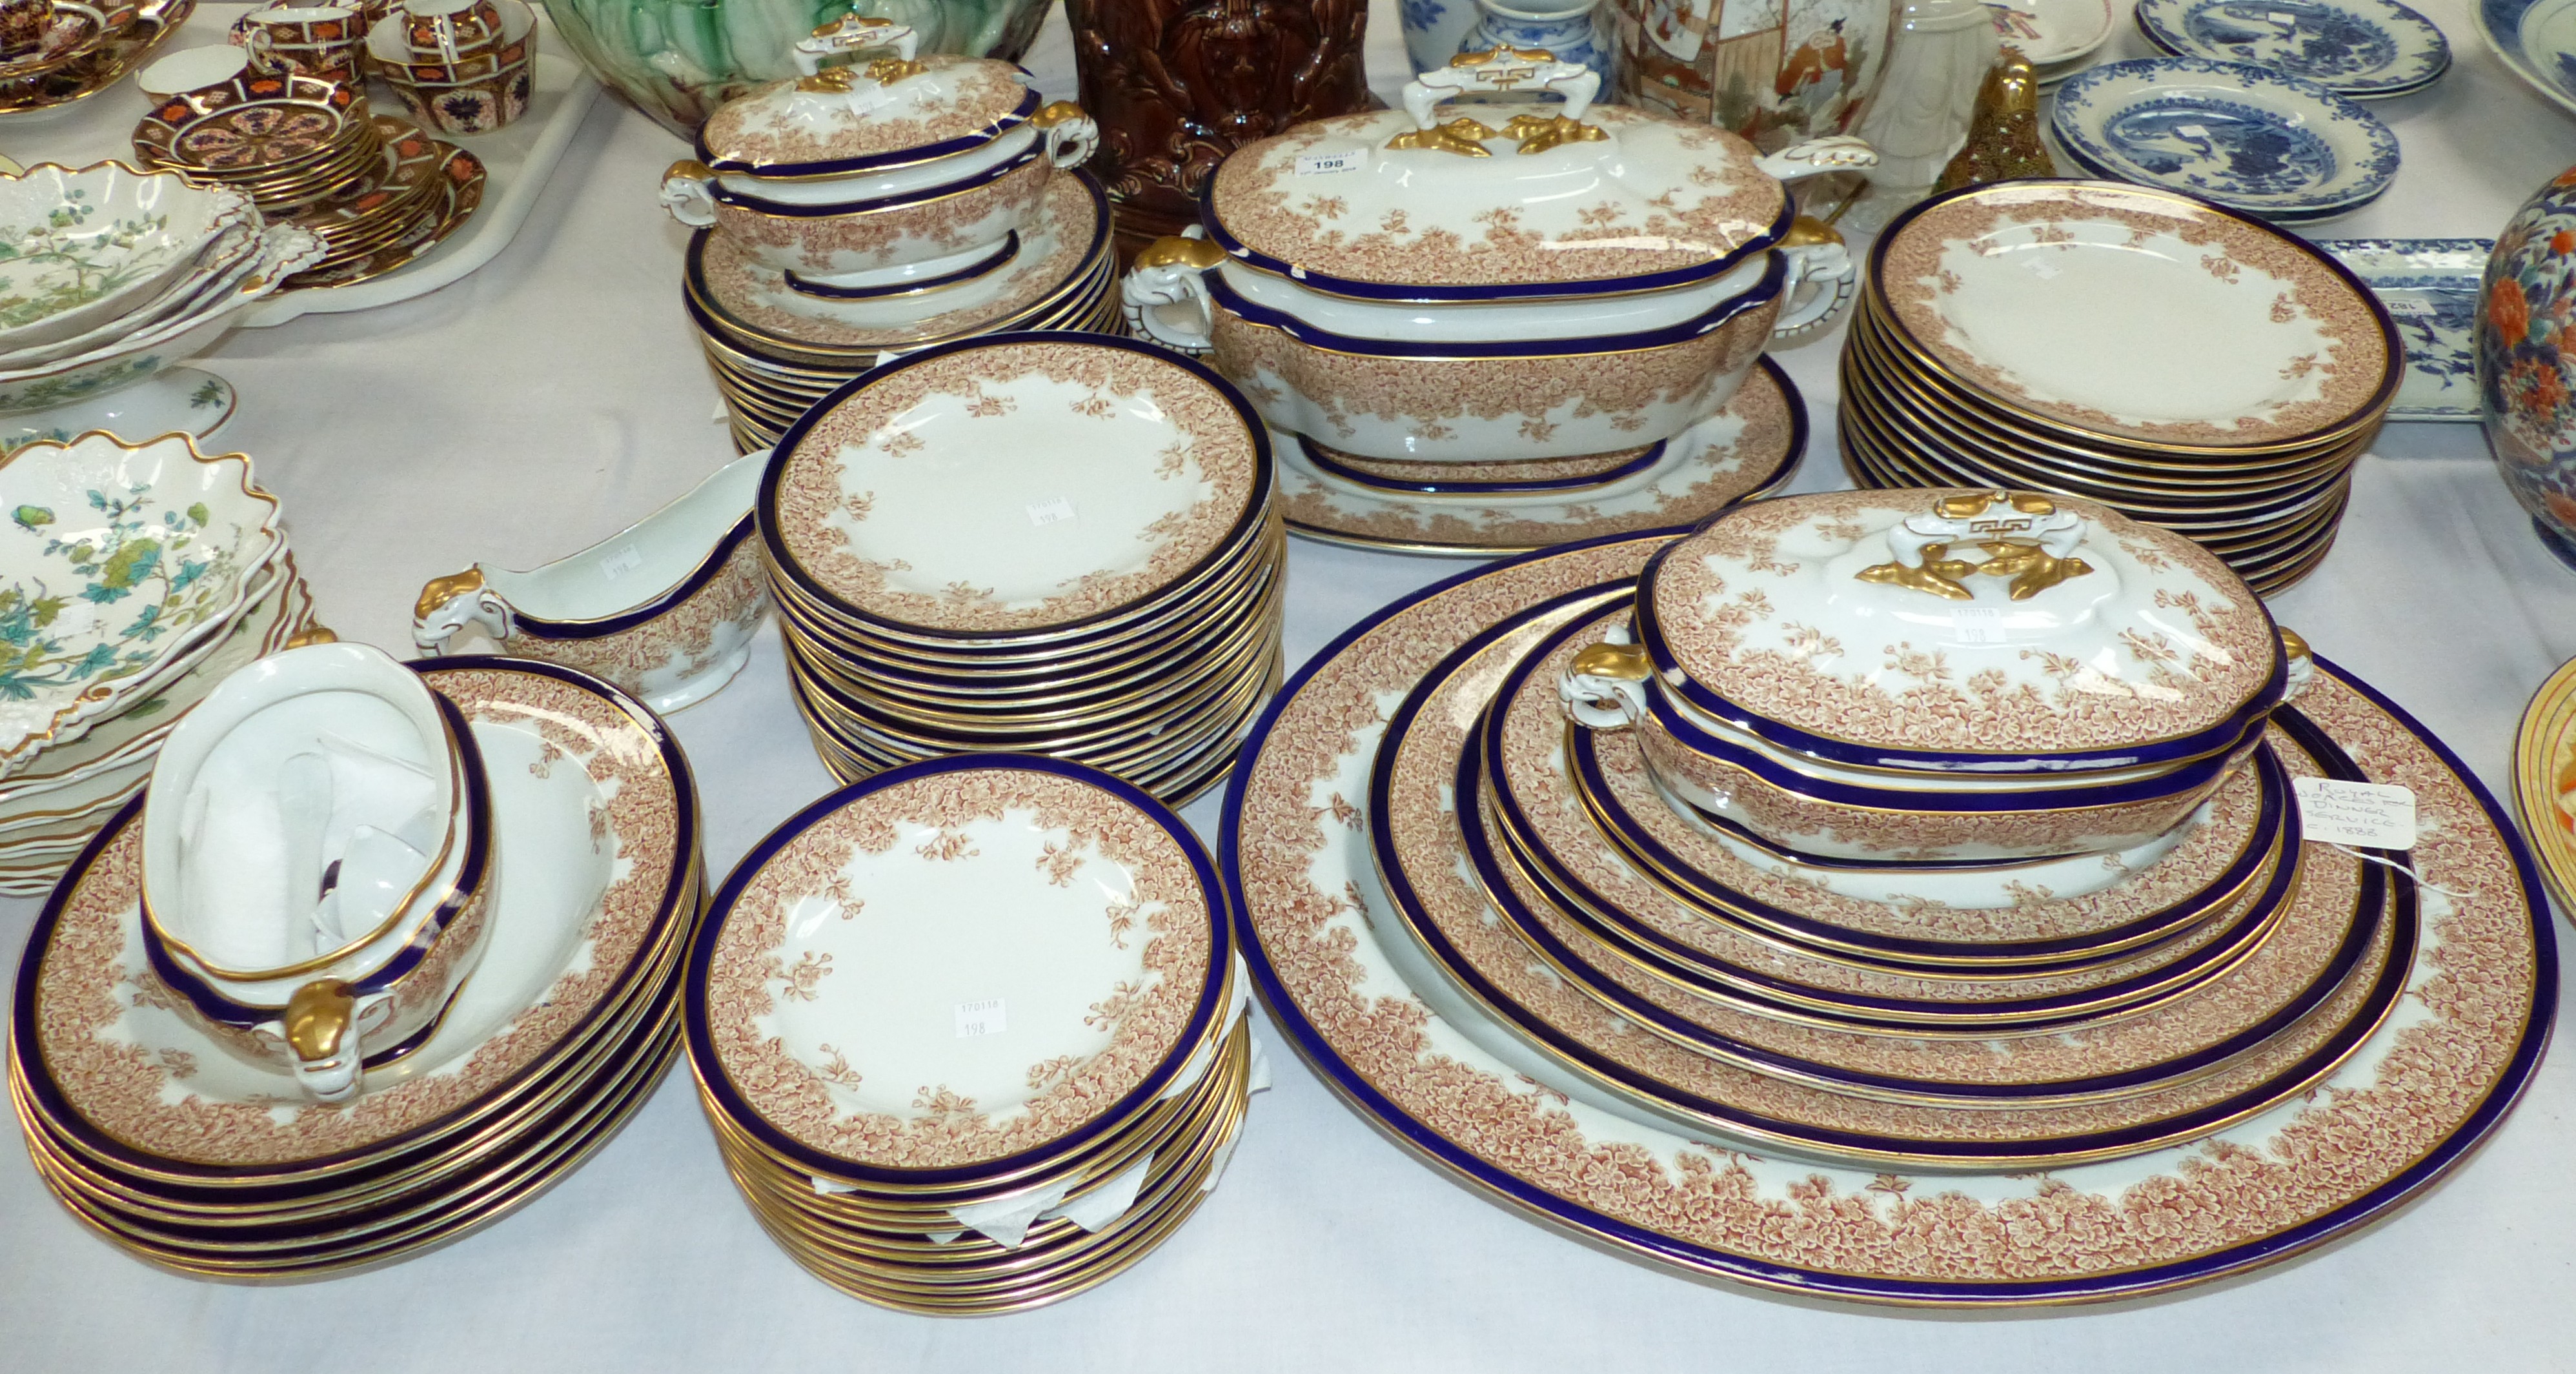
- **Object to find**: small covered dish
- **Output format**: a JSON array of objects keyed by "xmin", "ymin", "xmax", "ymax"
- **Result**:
[
  {"xmin": 1560, "ymin": 489, "xmax": 2300, "ymax": 862},
  {"xmin": 658, "ymin": 17, "xmax": 1096, "ymax": 290},
  {"xmin": 1121, "ymin": 50, "xmax": 1875, "ymax": 465}
]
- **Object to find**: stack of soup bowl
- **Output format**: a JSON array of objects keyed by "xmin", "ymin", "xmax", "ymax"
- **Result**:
[
  {"xmin": 756, "ymin": 332, "xmax": 1284, "ymax": 807},
  {"xmin": 1117, "ymin": 53, "xmax": 1872, "ymax": 555},
  {"xmin": 1333, "ymin": 485, "xmax": 2389, "ymax": 1175},
  {"xmin": 11, "ymin": 643, "xmax": 707, "ymax": 1277},
  {"xmin": 1838, "ymin": 180, "xmax": 2402, "ymax": 595},
  {"xmin": 0, "ymin": 162, "xmax": 321, "ymax": 447},
  {"xmin": 131, "ymin": 44, "xmax": 485, "ymax": 292},
  {"xmin": 687, "ymin": 754, "xmax": 1257, "ymax": 1314},
  {"xmin": 0, "ymin": 0, "xmax": 189, "ymax": 116},
  {"xmin": 661, "ymin": 17, "xmax": 1109, "ymax": 456},
  {"xmin": 363, "ymin": 0, "xmax": 539, "ymax": 136},
  {"xmin": 0, "ymin": 431, "xmax": 312, "ymax": 893}
]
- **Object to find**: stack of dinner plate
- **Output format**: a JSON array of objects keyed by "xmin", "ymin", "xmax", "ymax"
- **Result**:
[
  {"xmin": 0, "ymin": 0, "xmax": 188, "ymax": 116},
  {"xmin": 9, "ymin": 656, "xmax": 705, "ymax": 1279},
  {"xmin": 683, "ymin": 171, "xmax": 1116, "ymax": 456},
  {"xmin": 687, "ymin": 755, "xmax": 1256, "ymax": 1315},
  {"xmin": 1346, "ymin": 486, "xmax": 2423, "ymax": 1177},
  {"xmin": 0, "ymin": 431, "xmax": 315, "ymax": 894},
  {"xmin": 755, "ymin": 331, "xmax": 1284, "ymax": 807},
  {"xmin": 1221, "ymin": 509, "xmax": 2552, "ymax": 1303},
  {"xmin": 1838, "ymin": 179, "xmax": 2402, "ymax": 594}
]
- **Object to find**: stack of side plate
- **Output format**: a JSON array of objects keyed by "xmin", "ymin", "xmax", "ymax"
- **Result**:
[
  {"xmin": 10, "ymin": 658, "xmax": 704, "ymax": 1279},
  {"xmin": 684, "ymin": 171, "xmax": 1116, "ymax": 456},
  {"xmin": 756, "ymin": 331, "xmax": 1284, "ymax": 808},
  {"xmin": 1222, "ymin": 529, "xmax": 2555, "ymax": 1306},
  {"xmin": 687, "ymin": 756, "xmax": 1256, "ymax": 1315},
  {"xmin": 1840, "ymin": 179, "xmax": 2401, "ymax": 595}
]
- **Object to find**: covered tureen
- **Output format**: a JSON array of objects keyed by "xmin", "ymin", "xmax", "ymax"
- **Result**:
[{"xmin": 1121, "ymin": 50, "xmax": 1874, "ymax": 465}]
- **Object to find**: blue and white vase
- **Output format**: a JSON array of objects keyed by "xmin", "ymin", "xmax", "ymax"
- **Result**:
[
  {"xmin": 1400, "ymin": 0, "xmax": 1483, "ymax": 74},
  {"xmin": 1458, "ymin": 0, "xmax": 1612, "ymax": 86}
]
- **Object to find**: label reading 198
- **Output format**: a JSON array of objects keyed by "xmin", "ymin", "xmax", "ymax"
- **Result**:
[
  {"xmin": 1294, "ymin": 149, "xmax": 1363, "ymax": 176},
  {"xmin": 955, "ymin": 999, "xmax": 1008, "ymax": 1038},
  {"xmin": 1951, "ymin": 605, "xmax": 2010, "ymax": 645},
  {"xmin": 1026, "ymin": 497, "xmax": 1077, "ymax": 528}
]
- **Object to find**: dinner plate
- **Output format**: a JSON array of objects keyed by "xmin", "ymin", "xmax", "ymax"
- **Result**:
[
  {"xmin": 2049, "ymin": 59, "xmax": 2400, "ymax": 221},
  {"xmin": 1275, "ymin": 358, "xmax": 1805, "ymax": 558},
  {"xmin": 2473, "ymin": 0, "xmax": 2576, "ymax": 116},
  {"xmin": 2134, "ymin": 0, "xmax": 2451, "ymax": 96},
  {"xmin": 1222, "ymin": 529, "xmax": 2553, "ymax": 1304}
]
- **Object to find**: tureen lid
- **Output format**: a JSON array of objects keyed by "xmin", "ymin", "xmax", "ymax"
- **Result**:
[
  {"xmin": 1637, "ymin": 490, "xmax": 2285, "ymax": 771},
  {"xmin": 1201, "ymin": 53, "xmax": 1793, "ymax": 302},
  {"xmin": 694, "ymin": 19, "xmax": 1039, "ymax": 179}
]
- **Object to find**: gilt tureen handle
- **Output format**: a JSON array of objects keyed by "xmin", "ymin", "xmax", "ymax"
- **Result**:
[
  {"xmin": 1558, "ymin": 625, "xmax": 1652, "ymax": 732},
  {"xmin": 1121, "ymin": 232, "xmax": 1224, "ymax": 355},
  {"xmin": 1854, "ymin": 492, "xmax": 2096, "ymax": 602},
  {"xmin": 1388, "ymin": 49, "xmax": 1602, "ymax": 157},
  {"xmin": 791, "ymin": 17, "xmax": 919, "ymax": 79}
]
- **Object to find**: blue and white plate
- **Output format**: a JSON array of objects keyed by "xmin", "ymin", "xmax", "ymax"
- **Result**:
[
  {"xmin": 2051, "ymin": 58, "xmax": 2401, "ymax": 221},
  {"xmin": 2475, "ymin": 0, "xmax": 2576, "ymax": 116},
  {"xmin": 2314, "ymin": 238, "xmax": 2491, "ymax": 421},
  {"xmin": 2135, "ymin": 0, "xmax": 2451, "ymax": 97}
]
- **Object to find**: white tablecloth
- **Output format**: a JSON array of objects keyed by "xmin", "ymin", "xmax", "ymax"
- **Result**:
[{"xmin": 5, "ymin": 2, "xmax": 2576, "ymax": 1368}]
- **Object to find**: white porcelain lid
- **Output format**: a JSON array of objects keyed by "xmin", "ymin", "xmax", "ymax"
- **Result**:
[
  {"xmin": 766, "ymin": 336, "xmax": 1262, "ymax": 635},
  {"xmin": 1643, "ymin": 490, "xmax": 2281, "ymax": 763},
  {"xmin": 1874, "ymin": 181, "xmax": 2395, "ymax": 446},
  {"xmin": 1204, "ymin": 101, "xmax": 1788, "ymax": 299},
  {"xmin": 695, "ymin": 758, "xmax": 1222, "ymax": 1173},
  {"xmin": 695, "ymin": 55, "xmax": 1036, "ymax": 179}
]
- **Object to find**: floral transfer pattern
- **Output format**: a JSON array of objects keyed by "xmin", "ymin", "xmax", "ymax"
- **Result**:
[
  {"xmin": 1232, "ymin": 531, "xmax": 2538, "ymax": 1295},
  {"xmin": 698, "ymin": 60, "xmax": 1032, "ymax": 170},
  {"xmin": 772, "ymin": 340, "xmax": 1258, "ymax": 632},
  {"xmin": 1208, "ymin": 108, "xmax": 1786, "ymax": 290},
  {"xmin": 27, "ymin": 664, "xmax": 691, "ymax": 1167},
  {"xmin": 502, "ymin": 534, "xmax": 769, "ymax": 701},
  {"xmin": 713, "ymin": 155, "xmax": 1049, "ymax": 276},
  {"xmin": 699, "ymin": 766, "xmax": 1219, "ymax": 1169},
  {"xmin": 1275, "ymin": 363, "xmax": 1796, "ymax": 552},
  {"xmin": 1879, "ymin": 187, "xmax": 2391, "ymax": 445},
  {"xmin": 1648, "ymin": 491, "xmax": 2280, "ymax": 757}
]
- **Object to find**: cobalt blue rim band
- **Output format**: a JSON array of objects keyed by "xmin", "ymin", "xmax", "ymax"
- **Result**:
[
  {"xmin": 143, "ymin": 690, "xmax": 496, "ymax": 1026},
  {"xmin": 508, "ymin": 515, "xmax": 757, "ymax": 639},
  {"xmin": 679, "ymin": 172, "xmax": 1112, "ymax": 364},
  {"xmin": 755, "ymin": 330, "xmax": 1275, "ymax": 644},
  {"xmin": 1627, "ymin": 536, "xmax": 2294, "ymax": 776},
  {"xmin": 1224, "ymin": 576, "xmax": 2550, "ymax": 1301},
  {"xmin": 1567, "ymin": 723, "xmax": 2294, "ymax": 969},
  {"xmin": 707, "ymin": 141, "xmax": 1040, "ymax": 218},
  {"xmin": 8, "ymin": 654, "xmax": 702, "ymax": 1187},
  {"xmin": 1861, "ymin": 177, "xmax": 2408, "ymax": 438},
  {"xmin": 1461, "ymin": 734, "xmax": 2358, "ymax": 1109},
  {"xmin": 1476, "ymin": 674, "xmax": 2299, "ymax": 1029},
  {"xmin": 1194, "ymin": 176, "xmax": 1798, "ymax": 305},
  {"xmin": 696, "ymin": 83, "xmax": 1039, "ymax": 179},
  {"xmin": 783, "ymin": 232, "xmax": 1020, "ymax": 302},
  {"xmin": 1201, "ymin": 249, "xmax": 1788, "ymax": 360},
  {"xmin": 1368, "ymin": 581, "xmax": 2295, "ymax": 1029},
  {"xmin": 1297, "ymin": 433, "xmax": 1670, "ymax": 496},
  {"xmin": 682, "ymin": 750, "xmax": 1234, "ymax": 1190}
]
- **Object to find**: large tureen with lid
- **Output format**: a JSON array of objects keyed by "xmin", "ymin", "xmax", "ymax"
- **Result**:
[
  {"xmin": 1121, "ymin": 50, "xmax": 1874, "ymax": 465},
  {"xmin": 659, "ymin": 17, "xmax": 1095, "ymax": 290},
  {"xmin": 1561, "ymin": 489, "xmax": 2303, "ymax": 862}
]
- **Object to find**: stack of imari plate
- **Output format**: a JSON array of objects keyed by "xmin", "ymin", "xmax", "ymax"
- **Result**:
[
  {"xmin": 10, "ymin": 658, "xmax": 704, "ymax": 1278},
  {"xmin": 1223, "ymin": 512, "xmax": 2555, "ymax": 1306},
  {"xmin": 687, "ymin": 756, "xmax": 1257, "ymax": 1315},
  {"xmin": 755, "ymin": 332, "xmax": 1285, "ymax": 808},
  {"xmin": 683, "ymin": 172, "xmax": 1116, "ymax": 458},
  {"xmin": 1840, "ymin": 180, "xmax": 2400, "ymax": 595}
]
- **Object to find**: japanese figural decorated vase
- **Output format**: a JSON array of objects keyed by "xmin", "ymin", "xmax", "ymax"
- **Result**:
[{"xmin": 2481, "ymin": 165, "xmax": 2576, "ymax": 568}]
